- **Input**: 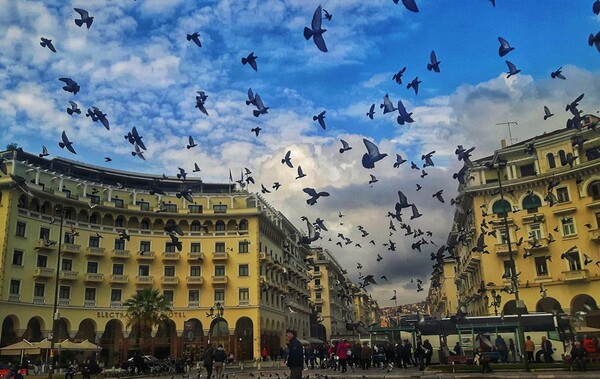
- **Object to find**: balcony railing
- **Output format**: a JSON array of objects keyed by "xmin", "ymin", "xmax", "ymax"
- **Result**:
[
  {"xmin": 239, "ymin": 300, "xmax": 250, "ymax": 306},
  {"xmin": 187, "ymin": 252, "xmax": 204, "ymax": 261},
  {"xmin": 162, "ymin": 252, "xmax": 181, "ymax": 261},
  {"xmin": 34, "ymin": 239, "xmax": 57, "ymax": 250},
  {"xmin": 84, "ymin": 300, "xmax": 96, "ymax": 307},
  {"xmin": 85, "ymin": 247, "xmax": 105, "ymax": 257},
  {"xmin": 59, "ymin": 271, "xmax": 78, "ymax": 281},
  {"xmin": 111, "ymin": 249, "xmax": 130, "ymax": 259},
  {"xmin": 109, "ymin": 274, "xmax": 129, "ymax": 284},
  {"xmin": 110, "ymin": 301, "xmax": 122, "ymax": 308},
  {"xmin": 58, "ymin": 299, "xmax": 70, "ymax": 306},
  {"xmin": 589, "ymin": 229, "xmax": 600, "ymax": 242},
  {"xmin": 161, "ymin": 276, "xmax": 179, "ymax": 285},
  {"xmin": 188, "ymin": 301, "xmax": 200, "ymax": 308},
  {"xmin": 136, "ymin": 276, "xmax": 153, "ymax": 284},
  {"xmin": 33, "ymin": 296, "xmax": 45, "ymax": 305},
  {"xmin": 136, "ymin": 251, "xmax": 155, "ymax": 260},
  {"xmin": 186, "ymin": 276, "xmax": 204, "ymax": 285},
  {"xmin": 84, "ymin": 273, "xmax": 104, "ymax": 283},
  {"xmin": 8, "ymin": 294, "xmax": 20, "ymax": 302},
  {"xmin": 563, "ymin": 269, "xmax": 589, "ymax": 282},
  {"xmin": 62, "ymin": 243, "xmax": 81, "ymax": 254},
  {"xmin": 33, "ymin": 267, "xmax": 55, "ymax": 278},
  {"xmin": 211, "ymin": 276, "xmax": 228, "ymax": 285},
  {"xmin": 212, "ymin": 252, "xmax": 228, "ymax": 260}
]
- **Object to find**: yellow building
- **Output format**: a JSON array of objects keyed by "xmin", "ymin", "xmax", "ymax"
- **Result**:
[
  {"xmin": 0, "ymin": 149, "xmax": 313, "ymax": 365},
  {"xmin": 433, "ymin": 115, "xmax": 600, "ymax": 326},
  {"xmin": 426, "ymin": 258, "xmax": 458, "ymax": 318},
  {"xmin": 353, "ymin": 287, "xmax": 380, "ymax": 328}
]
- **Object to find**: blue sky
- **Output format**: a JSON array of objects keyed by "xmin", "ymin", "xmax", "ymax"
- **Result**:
[{"xmin": 1, "ymin": 0, "xmax": 599, "ymax": 307}]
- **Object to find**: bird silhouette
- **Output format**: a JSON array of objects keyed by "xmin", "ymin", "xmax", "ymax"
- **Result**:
[
  {"xmin": 187, "ymin": 32, "xmax": 202, "ymax": 47},
  {"xmin": 304, "ymin": 5, "xmax": 328, "ymax": 52}
]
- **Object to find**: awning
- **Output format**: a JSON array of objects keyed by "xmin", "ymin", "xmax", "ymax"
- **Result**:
[
  {"xmin": 0, "ymin": 340, "xmax": 40, "ymax": 356},
  {"xmin": 305, "ymin": 337, "xmax": 324, "ymax": 344},
  {"xmin": 297, "ymin": 339, "xmax": 311, "ymax": 345}
]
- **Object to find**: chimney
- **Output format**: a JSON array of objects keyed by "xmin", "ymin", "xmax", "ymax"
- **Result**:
[{"xmin": 500, "ymin": 139, "xmax": 507, "ymax": 149}]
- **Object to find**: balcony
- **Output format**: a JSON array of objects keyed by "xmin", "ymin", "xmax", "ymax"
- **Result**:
[
  {"xmin": 312, "ymin": 271, "xmax": 322, "ymax": 278},
  {"xmin": 188, "ymin": 301, "xmax": 200, "ymax": 308},
  {"xmin": 528, "ymin": 238, "xmax": 549, "ymax": 252},
  {"xmin": 111, "ymin": 249, "xmax": 130, "ymax": 259},
  {"xmin": 33, "ymin": 267, "xmax": 55, "ymax": 278},
  {"xmin": 161, "ymin": 276, "xmax": 179, "ymax": 285},
  {"xmin": 136, "ymin": 251, "xmax": 155, "ymax": 260},
  {"xmin": 589, "ymin": 229, "xmax": 600, "ymax": 242},
  {"xmin": 33, "ymin": 296, "xmax": 45, "ymax": 305},
  {"xmin": 62, "ymin": 243, "xmax": 81, "ymax": 254},
  {"xmin": 84, "ymin": 273, "xmax": 104, "ymax": 283},
  {"xmin": 494, "ymin": 243, "xmax": 512, "ymax": 255},
  {"xmin": 187, "ymin": 252, "xmax": 204, "ymax": 261},
  {"xmin": 34, "ymin": 239, "xmax": 57, "ymax": 251},
  {"xmin": 59, "ymin": 271, "xmax": 78, "ymax": 281},
  {"xmin": 85, "ymin": 247, "xmax": 105, "ymax": 257},
  {"xmin": 84, "ymin": 300, "xmax": 96, "ymax": 307},
  {"xmin": 239, "ymin": 300, "xmax": 250, "ymax": 306},
  {"xmin": 136, "ymin": 276, "xmax": 153, "ymax": 285},
  {"xmin": 162, "ymin": 252, "xmax": 181, "ymax": 261},
  {"xmin": 186, "ymin": 276, "xmax": 204, "ymax": 285},
  {"xmin": 212, "ymin": 252, "xmax": 228, "ymax": 261},
  {"xmin": 8, "ymin": 294, "xmax": 20, "ymax": 302},
  {"xmin": 211, "ymin": 276, "xmax": 228, "ymax": 285},
  {"xmin": 109, "ymin": 274, "xmax": 129, "ymax": 284},
  {"xmin": 110, "ymin": 301, "xmax": 122, "ymax": 308},
  {"xmin": 58, "ymin": 299, "xmax": 70, "ymax": 306},
  {"xmin": 563, "ymin": 269, "xmax": 589, "ymax": 282},
  {"xmin": 314, "ymin": 298, "xmax": 324, "ymax": 304}
]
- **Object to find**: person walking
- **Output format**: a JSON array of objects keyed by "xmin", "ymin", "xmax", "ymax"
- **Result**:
[
  {"xmin": 360, "ymin": 342, "xmax": 371, "ymax": 370},
  {"xmin": 213, "ymin": 344, "xmax": 226, "ymax": 379},
  {"xmin": 571, "ymin": 341, "xmax": 588, "ymax": 371},
  {"xmin": 414, "ymin": 339, "xmax": 425, "ymax": 371},
  {"xmin": 336, "ymin": 339, "xmax": 351, "ymax": 373},
  {"xmin": 403, "ymin": 339, "xmax": 413, "ymax": 367},
  {"xmin": 285, "ymin": 329, "xmax": 304, "ymax": 379},
  {"xmin": 525, "ymin": 336, "xmax": 535, "ymax": 363},
  {"xmin": 261, "ymin": 347, "xmax": 268, "ymax": 361},
  {"xmin": 495, "ymin": 335, "xmax": 508, "ymax": 363},
  {"xmin": 203, "ymin": 344, "xmax": 215, "ymax": 379},
  {"xmin": 508, "ymin": 338, "xmax": 516, "ymax": 362},
  {"xmin": 475, "ymin": 347, "xmax": 492, "ymax": 373},
  {"xmin": 423, "ymin": 339, "xmax": 433, "ymax": 367},
  {"xmin": 541, "ymin": 336, "xmax": 554, "ymax": 363}
]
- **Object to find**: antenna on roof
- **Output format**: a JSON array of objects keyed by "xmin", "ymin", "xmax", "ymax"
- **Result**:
[{"xmin": 495, "ymin": 121, "xmax": 518, "ymax": 146}]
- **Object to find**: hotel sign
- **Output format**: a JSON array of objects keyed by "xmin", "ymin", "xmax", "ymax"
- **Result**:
[{"xmin": 97, "ymin": 311, "xmax": 187, "ymax": 318}]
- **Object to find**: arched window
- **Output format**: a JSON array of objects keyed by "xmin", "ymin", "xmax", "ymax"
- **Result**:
[
  {"xmin": 587, "ymin": 180, "xmax": 600, "ymax": 201},
  {"xmin": 492, "ymin": 199, "xmax": 511, "ymax": 216},
  {"xmin": 215, "ymin": 220, "xmax": 226, "ymax": 231},
  {"xmin": 522, "ymin": 194, "xmax": 542, "ymax": 212},
  {"xmin": 546, "ymin": 153, "xmax": 556, "ymax": 169},
  {"xmin": 140, "ymin": 219, "xmax": 150, "ymax": 230},
  {"xmin": 558, "ymin": 150, "xmax": 567, "ymax": 166}
]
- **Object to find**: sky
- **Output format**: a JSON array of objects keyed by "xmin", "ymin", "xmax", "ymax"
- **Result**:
[{"xmin": 1, "ymin": 0, "xmax": 599, "ymax": 308}]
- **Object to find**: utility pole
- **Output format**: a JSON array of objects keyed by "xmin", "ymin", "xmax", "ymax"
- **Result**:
[{"xmin": 496, "ymin": 121, "xmax": 519, "ymax": 145}]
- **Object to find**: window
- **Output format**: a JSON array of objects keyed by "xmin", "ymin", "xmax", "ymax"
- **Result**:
[
  {"xmin": 64, "ymin": 232, "xmax": 75, "ymax": 244},
  {"xmin": 189, "ymin": 290, "xmax": 200, "ymax": 302},
  {"xmin": 503, "ymin": 261, "xmax": 514, "ymax": 278},
  {"xmin": 110, "ymin": 289, "xmax": 122, "ymax": 302},
  {"xmin": 112, "ymin": 263, "xmax": 124, "ymax": 275},
  {"xmin": 163, "ymin": 290, "xmax": 174, "ymax": 304},
  {"xmin": 587, "ymin": 180, "xmax": 600, "ymax": 200},
  {"xmin": 15, "ymin": 221, "xmax": 26, "ymax": 237},
  {"xmin": 239, "ymin": 288, "xmax": 249, "ymax": 301},
  {"xmin": 90, "ymin": 195, "xmax": 101, "ymax": 205},
  {"xmin": 85, "ymin": 288, "xmax": 96, "ymax": 301},
  {"xmin": 316, "ymin": 305, "xmax": 322, "ymax": 313},
  {"xmin": 522, "ymin": 194, "xmax": 541, "ymax": 213},
  {"xmin": 164, "ymin": 266, "xmax": 175, "ymax": 277},
  {"xmin": 9, "ymin": 280, "xmax": 20, "ymax": 295},
  {"xmin": 59, "ymin": 286, "xmax": 70, "ymax": 300},
  {"xmin": 188, "ymin": 205, "xmax": 202, "ymax": 214},
  {"xmin": 114, "ymin": 239, "xmax": 125, "ymax": 250},
  {"xmin": 215, "ymin": 265, "xmax": 225, "ymax": 276},
  {"xmin": 140, "ymin": 241, "xmax": 151, "ymax": 252},
  {"xmin": 191, "ymin": 243, "xmax": 201, "ymax": 252},
  {"xmin": 314, "ymin": 266, "xmax": 320, "ymax": 272},
  {"xmin": 586, "ymin": 147, "xmax": 600, "ymax": 161},
  {"xmin": 239, "ymin": 241, "xmax": 249, "ymax": 253},
  {"xmin": 89, "ymin": 236, "xmax": 100, "ymax": 248},
  {"xmin": 519, "ymin": 164, "xmax": 536, "ymax": 177},
  {"xmin": 239, "ymin": 264, "xmax": 249, "ymax": 277},
  {"xmin": 137, "ymin": 201, "xmax": 150, "ymax": 211},
  {"xmin": 529, "ymin": 224, "xmax": 542, "ymax": 241},
  {"xmin": 213, "ymin": 204, "xmax": 227, "ymax": 213},
  {"xmin": 140, "ymin": 219, "xmax": 150, "ymax": 229},
  {"xmin": 596, "ymin": 212, "xmax": 600, "ymax": 229},
  {"xmin": 556, "ymin": 187, "xmax": 570, "ymax": 203},
  {"xmin": 214, "ymin": 289, "xmax": 225, "ymax": 303},
  {"xmin": 316, "ymin": 291, "xmax": 322, "ymax": 299},
  {"xmin": 87, "ymin": 261, "xmax": 98, "ymax": 273},
  {"xmin": 115, "ymin": 216, "xmax": 124, "ymax": 227},
  {"xmin": 535, "ymin": 256, "xmax": 549, "ymax": 276},
  {"xmin": 492, "ymin": 200, "xmax": 511, "ymax": 217},
  {"xmin": 39, "ymin": 227, "xmax": 50, "ymax": 239},
  {"xmin": 566, "ymin": 252, "xmax": 582, "ymax": 271},
  {"xmin": 547, "ymin": 153, "xmax": 556, "ymax": 169},
  {"xmin": 191, "ymin": 221, "xmax": 201, "ymax": 232},
  {"xmin": 34, "ymin": 283, "xmax": 45, "ymax": 298},
  {"xmin": 165, "ymin": 242, "xmax": 176, "ymax": 252},
  {"xmin": 139, "ymin": 265, "xmax": 150, "ymax": 276},
  {"xmin": 215, "ymin": 221, "xmax": 226, "ymax": 231},
  {"xmin": 113, "ymin": 198, "xmax": 124, "ymax": 208},
  {"xmin": 215, "ymin": 242, "xmax": 225, "ymax": 252},
  {"xmin": 315, "ymin": 279, "xmax": 321, "ymax": 285},
  {"xmin": 37, "ymin": 255, "xmax": 48, "ymax": 268},
  {"xmin": 61, "ymin": 259, "xmax": 73, "ymax": 271},
  {"xmin": 558, "ymin": 150, "xmax": 567, "ymax": 166},
  {"xmin": 164, "ymin": 203, "xmax": 177, "ymax": 212},
  {"xmin": 190, "ymin": 266, "xmax": 201, "ymax": 277},
  {"xmin": 499, "ymin": 229, "xmax": 509, "ymax": 244},
  {"xmin": 561, "ymin": 217, "xmax": 576, "ymax": 236},
  {"xmin": 12, "ymin": 250, "xmax": 23, "ymax": 266}
]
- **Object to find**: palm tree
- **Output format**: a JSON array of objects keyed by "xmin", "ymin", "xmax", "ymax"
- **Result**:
[{"xmin": 123, "ymin": 288, "xmax": 171, "ymax": 353}]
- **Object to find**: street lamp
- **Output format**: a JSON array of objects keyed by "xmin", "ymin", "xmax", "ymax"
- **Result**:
[
  {"xmin": 484, "ymin": 290, "xmax": 502, "ymax": 316},
  {"xmin": 487, "ymin": 157, "xmax": 530, "ymax": 371},
  {"xmin": 207, "ymin": 302, "xmax": 225, "ymax": 348},
  {"xmin": 49, "ymin": 204, "xmax": 66, "ymax": 379}
]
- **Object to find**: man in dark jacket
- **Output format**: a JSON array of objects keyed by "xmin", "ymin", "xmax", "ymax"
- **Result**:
[
  {"xmin": 203, "ymin": 345, "xmax": 215, "ymax": 379},
  {"xmin": 285, "ymin": 329, "xmax": 304, "ymax": 379},
  {"xmin": 571, "ymin": 341, "xmax": 588, "ymax": 371}
]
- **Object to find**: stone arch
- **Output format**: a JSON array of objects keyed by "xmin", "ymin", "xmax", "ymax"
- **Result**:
[
  {"xmin": 56, "ymin": 318, "xmax": 70, "ymax": 342},
  {"xmin": 63, "ymin": 206, "xmax": 76, "ymax": 220},
  {"xmin": 29, "ymin": 198, "xmax": 40, "ymax": 212},
  {"xmin": 521, "ymin": 193, "xmax": 542, "ymax": 211},
  {"xmin": 546, "ymin": 153, "xmax": 556, "ymax": 169},
  {"xmin": 17, "ymin": 194, "xmax": 28, "ymax": 208},
  {"xmin": 140, "ymin": 217, "xmax": 151, "ymax": 230},
  {"xmin": 77, "ymin": 209, "xmax": 89, "ymax": 222},
  {"xmin": 215, "ymin": 220, "xmax": 226, "ymax": 232},
  {"xmin": 22, "ymin": 316, "xmax": 45, "ymax": 342},
  {"xmin": 209, "ymin": 318, "xmax": 230, "ymax": 348},
  {"xmin": 203, "ymin": 220, "xmax": 214, "ymax": 232},
  {"xmin": 75, "ymin": 319, "xmax": 97, "ymax": 342},
  {"xmin": 40, "ymin": 200, "xmax": 53, "ymax": 215},
  {"xmin": 235, "ymin": 317, "xmax": 254, "ymax": 360},
  {"xmin": 127, "ymin": 216, "xmax": 140, "ymax": 229},
  {"xmin": 238, "ymin": 219, "xmax": 249, "ymax": 232},
  {"xmin": 1, "ymin": 315, "xmax": 20, "ymax": 347},
  {"xmin": 99, "ymin": 319, "xmax": 124, "ymax": 367},
  {"xmin": 226, "ymin": 220, "xmax": 237, "ymax": 231},
  {"xmin": 492, "ymin": 199, "xmax": 511, "ymax": 215},
  {"xmin": 90, "ymin": 211, "xmax": 101, "ymax": 224},
  {"xmin": 502, "ymin": 300, "xmax": 528, "ymax": 315},
  {"xmin": 178, "ymin": 220, "xmax": 189, "ymax": 232},
  {"xmin": 536, "ymin": 297, "xmax": 563, "ymax": 313},
  {"xmin": 115, "ymin": 215, "xmax": 126, "ymax": 228},
  {"xmin": 155, "ymin": 319, "xmax": 177, "ymax": 358},
  {"xmin": 586, "ymin": 179, "xmax": 600, "ymax": 201},
  {"xmin": 153, "ymin": 218, "xmax": 164, "ymax": 231},
  {"xmin": 102, "ymin": 214, "xmax": 114, "ymax": 226},
  {"xmin": 558, "ymin": 150, "xmax": 567, "ymax": 166},
  {"xmin": 190, "ymin": 220, "xmax": 201, "ymax": 232},
  {"xmin": 571, "ymin": 294, "xmax": 598, "ymax": 315}
]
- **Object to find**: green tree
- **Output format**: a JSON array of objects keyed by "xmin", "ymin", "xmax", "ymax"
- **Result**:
[{"xmin": 123, "ymin": 288, "xmax": 171, "ymax": 353}]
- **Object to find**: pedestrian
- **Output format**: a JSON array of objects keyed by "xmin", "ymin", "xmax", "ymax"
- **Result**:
[
  {"xmin": 394, "ymin": 342, "xmax": 403, "ymax": 368},
  {"xmin": 525, "ymin": 336, "xmax": 535, "ymax": 363},
  {"xmin": 336, "ymin": 339, "xmax": 351, "ymax": 373},
  {"xmin": 81, "ymin": 359, "xmax": 91, "ymax": 379},
  {"xmin": 541, "ymin": 336, "xmax": 554, "ymax": 363},
  {"xmin": 261, "ymin": 347, "xmax": 268, "ymax": 362},
  {"xmin": 203, "ymin": 344, "xmax": 215, "ymax": 379},
  {"xmin": 20, "ymin": 354, "xmax": 30, "ymax": 376},
  {"xmin": 423, "ymin": 339, "xmax": 433, "ymax": 366},
  {"xmin": 213, "ymin": 344, "xmax": 226, "ymax": 379},
  {"xmin": 360, "ymin": 341, "xmax": 371, "ymax": 370},
  {"xmin": 285, "ymin": 328, "xmax": 304, "ymax": 379},
  {"xmin": 571, "ymin": 341, "xmax": 588, "ymax": 371},
  {"xmin": 508, "ymin": 338, "xmax": 516, "ymax": 362},
  {"xmin": 414, "ymin": 339, "xmax": 425, "ymax": 371},
  {"xmin": 474, "ymin": 347, "xmax": 492, "ymax": 373},
  {"xmin": 453, "ymin": 341, "xmax": 462, "ymax": 356},
  {"xmin": 495, "ymin": 335, "xmax": 508, "ymax": 363},
  {"xmin": 65, "ymin": 360, "xmax": 78, "ymax": 379},
  {"xmin": 403, "ymin": 339, "xmax": 413, "ymax": 367}
]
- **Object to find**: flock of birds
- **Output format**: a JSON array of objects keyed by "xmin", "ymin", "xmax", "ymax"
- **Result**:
[{"xmin": 3, "ymin": 0, "xmax": 599, "ymax": 315}]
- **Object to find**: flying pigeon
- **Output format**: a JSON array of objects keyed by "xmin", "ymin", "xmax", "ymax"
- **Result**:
[
  {"xmin": 104, "ymin": 157, "xmax": 111, "ymax": 162},
  {"xmin": 339, "ymin": 139, "xmax": 352, "ymax": 153},
  {"xmin": 40, "ymin": 37, "xmax": 56, "ymax": 53},
  {"xmin": 498, "ymin": 37, "xmax": 514, "ymax": 57},
  {"xmin": 303, "ymin": 187, "xmax": 330, "ymax": 206},
  {"xmin": 187, "ymin": 136, "xmax": 197, "ymax": 149},
  {"xmin": 368, "ymin": 174, "xmax": 378, "ymax": 185},
  {"xmin": 304, "ymin": 5, "xmax": 328, "ymax": 52},
  {"xmin": 195, "ymin": 92, "xmax": 209, "ymax": 116},
  {"xmin": 187, "ymin": 32, "xmax": 202, "ymax": 47},
  {"xmin": 125, "ymin": 127, "xmax": 146, "ymax": 150},
  {"xmin": 241, "ymin": 52, "xmax": 258, "ymax": 71},
  {"xmin": 393, "ymin": 0, "xmax": 419, "ymax": 13},
  {"xmin": 392, "ymin": 67, "xmax": 407, "ymax": 84},
  {"xmin": 260, "ymin": 184, "xmax": 271, "ymax": 194},
  {"xmin": 67, "ymin": 101, "xmax": 81, "ymax": 115},
  {"xmin": 433, "ymin": 190, "xmax": 445, "ymax": 203},
  {"xmin": 410, "ymin": 203, "xmax": 422, "ymax": 219},
  {"xmin": 543, "ymin": 106, "xmax": 554, "ymax": 120},
  {"xmin": 281, "ymin": 150, "xmax": 293, "ymax": 168},
  {"xmin": 426, "ymin": 50, "xmax": 441, "ymax": 72},
  {"xmin": 595, "ymin": 0, "xmax": 600, "ymax": 15},
  {"xmin": 253, "ymin": 94, "xmax": 269, "ymax": 117},
  {"xmin": 58, "ymin": 77, "xmax": 80, "ymax": 94},
  {"xmin": 131, "ymin": 143, "xmax": 145, "ymax": 160},
  {"xmin": 505, "ymin": 60, "xmax": 521, "ymax": 78},
  {"xmin": 407, "ymin": 76, "xmax": 421, "ymax": 95},
  {"xmin": 396, "ymin": 99, "xmax": 414, "ymax": 125},
  {"xmin": 551, "ymin": 66, "xmax": 566, "ymax": 80},
  {"xmin": 87, "ymin": 106, "xmax": 109, "ymax": 130},
  {"xmin": 422, "ymin": 151, "xmax": 435, "ymax": 167},
  {"xmin": 58, "ymin": 131, "xmax": 77, "ymax": 154},
  {"xmin": 246, "ymin": 88, "xmax": 257, "ymax": 106},
  {"xmin": 296, "ymin": 166, "xmax": 306, "ymax": 179},
  {"xmin": 39, "ymin": 146, "xmax": 49, "ymax": 158},
  {"xmin": 73, "ymin": 8, "xmax": 94, "ymax": 29},
  {"xmin": 177, "ymin": 167, "xmax": 187, "ymax": 180},
  {"xmin": 193, "ymin": 163, "xmax": 201, "ymax": 172},
  {"xmin": 362, "ymin": 139, "xmax": 388, "ymax": 169},
  {"xmin": 313, "ymin": 111, "xmax": 326, "ymax": 130},
  {"xmin": 251, "ymin": 127, "xmax": 261, "ymax": 136},
  {"xmin": 380, "ymin": 94, "xmax": 397, "ymax": 114},
  {"xmin": 366, "ymin": 104, "xmax": 375, "ymax": 119},
  {"xmin": 588, "ymin": 32, "xmax": 600, "ymax": 53},
  {"xmin": 393, "ymin": 154, "xmax": 407, "ymax": 168}
]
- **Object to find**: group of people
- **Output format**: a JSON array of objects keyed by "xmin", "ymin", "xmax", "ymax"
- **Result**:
[{"xmin": 201, "ymin": 344, "xmax": 228, "ymax": 379}]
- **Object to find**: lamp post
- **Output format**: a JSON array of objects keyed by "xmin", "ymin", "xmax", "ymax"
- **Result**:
[
  {"xmin": 49, "ymin": 204, "xmax": 66, "ymax": 379},
  {"xmin": 485, "ymin": 290, "xmax": 502, "ymax": 316},
  {"xmin": 491, "ymin": 157, "xmax": 530, "ymax": 371},
  {"xmin": 207, "ymin": 302, "xmax": 225, "ymax": 348}
]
